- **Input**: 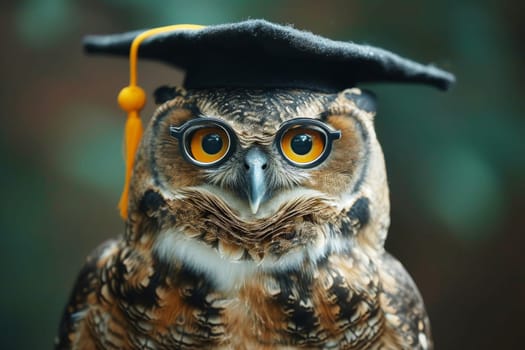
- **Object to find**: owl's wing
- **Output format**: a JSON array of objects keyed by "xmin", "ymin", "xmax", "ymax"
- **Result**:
[
  {"xmin": 379, "ymin": 252, "xmax": 433, "ymax": 350},
  {"xmin": 55, "ymin": 239, "xmax": 119, "ymax": 349}
]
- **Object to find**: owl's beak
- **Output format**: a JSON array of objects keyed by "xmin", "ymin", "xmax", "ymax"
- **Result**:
[{"xmin": 244, "ymin": 147, "xmax": 268, "ymax": 215}]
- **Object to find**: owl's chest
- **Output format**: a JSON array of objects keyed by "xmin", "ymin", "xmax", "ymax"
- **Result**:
[{"xmin": 96, "ymin": 252, "xmax": 391, "ymax": 349}]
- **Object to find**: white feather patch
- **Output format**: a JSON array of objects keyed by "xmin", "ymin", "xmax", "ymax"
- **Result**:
[
  {"xmin": 153, "ymin": 224, "xmax": 340, "ymax": 292},
  {"xmin": 154, "ymin": 231, "xmax": 256, "ymax": 292}
]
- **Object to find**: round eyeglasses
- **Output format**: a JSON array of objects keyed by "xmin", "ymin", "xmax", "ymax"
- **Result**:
[{"xmin": 170, "ymin": 117, "xmax": 341, "ymax": 169}]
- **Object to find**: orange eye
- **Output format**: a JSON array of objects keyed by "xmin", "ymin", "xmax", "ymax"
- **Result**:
[
  {"xmin": 275, "ymin": 118, "xmax": 341, "ymax": 168},
  {"xmin": 170, "ymin": 118, "xmax": 237, "ymax": 167},
  {"xmin": 189, "ymin": 127, "xmax": 229, "ymax": 164},
  {"xmin": 280, "ymin": 127, "xmax": 325, "ymax": 165}
]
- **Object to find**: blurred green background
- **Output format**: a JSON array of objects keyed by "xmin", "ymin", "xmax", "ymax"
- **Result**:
[{"xmin": 1, "ymin": 0, "xmax": 524, "ymax": 348}]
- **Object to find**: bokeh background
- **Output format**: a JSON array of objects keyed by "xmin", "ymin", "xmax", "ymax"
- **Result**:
[{"xmin": 1, "ymin": 0, "xmax": 524, "ymax": 348}]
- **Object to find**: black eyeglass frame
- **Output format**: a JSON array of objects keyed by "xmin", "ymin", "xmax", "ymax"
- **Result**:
[
  {"xmin": 169, "ymin": 117, "xmax": 238, "ymax": 168},
  {"xmin": 169, "ymin": 117, "xmax": 341, "ymax": 169},
  {"xmin": 274, "ymin": 118, "xmax": 342, "ymax": 168}
]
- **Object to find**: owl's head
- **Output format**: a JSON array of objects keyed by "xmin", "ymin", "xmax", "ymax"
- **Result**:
[
  {"xmin": 128, "ymin": 87, "xmax": 389, "ymax": 264},
  {"xmin": 84, "ymin": 20, "xmax": 453, "ymax": 276}
]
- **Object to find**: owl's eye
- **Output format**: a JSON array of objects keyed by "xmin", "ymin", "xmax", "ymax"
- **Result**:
[
  {"xmin": 281, "ymin": 128, "xmax": 325, "ymax": 164},
  {"xmin": 170, "ymin": 118, "xmax": 236, "ymax": 167},
  {"xmin": 276, "ymin": 118, "xmax": 341, "ymax": 168},
  {"xmin": 189, "ymin": 127, "xmax": 229, "ymax": 164}
]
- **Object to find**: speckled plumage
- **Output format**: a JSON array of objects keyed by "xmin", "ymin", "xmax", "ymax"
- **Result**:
[{"xmin": 57, "ymin": 87, "xmax": 432, "ymax": 349}]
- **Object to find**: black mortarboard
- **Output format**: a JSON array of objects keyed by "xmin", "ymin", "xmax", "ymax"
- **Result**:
[
  {"xmin": 84, "ymin": 19, "xmax": 455, "ymax": 92},
  {"xmin": 83, "ymin": 20, "xmax": 454, "ymax": 219}
]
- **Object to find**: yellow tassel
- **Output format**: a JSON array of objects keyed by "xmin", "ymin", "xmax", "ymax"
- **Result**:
[
  {"xmin": 117, "ymin": 86, "xmax": 146, "ymax": 219},
  {"xmin": 116, "ymin": 24, "xmax": 205, "ymax": 220}
]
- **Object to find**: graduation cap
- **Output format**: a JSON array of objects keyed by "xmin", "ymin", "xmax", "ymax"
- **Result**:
[{"xmin": 83, "ymin": 19, "xmax": 455, "ymax": 219}]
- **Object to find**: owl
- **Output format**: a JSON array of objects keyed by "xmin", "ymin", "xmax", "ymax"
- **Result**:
[{"xmin": 56, "ymin": 20, "xmax": 453, "ymax": 349}]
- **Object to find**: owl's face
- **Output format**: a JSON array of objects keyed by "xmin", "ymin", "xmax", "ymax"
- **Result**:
[
  {"xmin": 169, "ymin": 114, "xmax": 342, "ymax": 213},
  {"xmin": 130, "ymin": 87, "xmax": 389, "ymax": 275}
]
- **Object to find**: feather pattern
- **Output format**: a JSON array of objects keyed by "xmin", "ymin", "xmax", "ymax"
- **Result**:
[{"xmin": 57, "ymin": 88, "xmax": 432, "ymax": 349}]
